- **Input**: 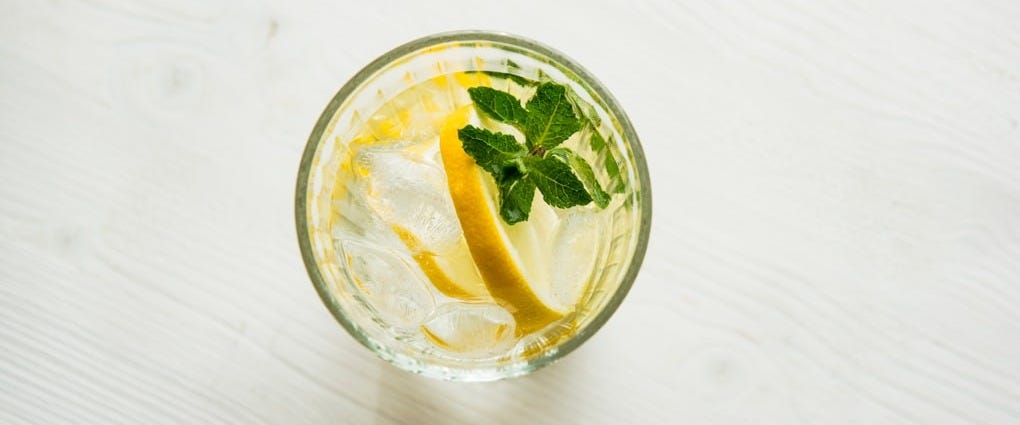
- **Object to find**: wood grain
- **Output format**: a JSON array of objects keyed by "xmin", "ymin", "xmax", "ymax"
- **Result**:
[{"xmin": 2, "ymin": 0, "xmax": 1019, "ymax": 423}]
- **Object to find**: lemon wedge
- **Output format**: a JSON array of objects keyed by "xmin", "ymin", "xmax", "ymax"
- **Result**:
[
  {"xmin": 391, "ymin": 225, "xmax": 489, "ymax": 300},
  {"xmin": 438, "ymin": 106, "xmax": 565, "ymax": 335}
]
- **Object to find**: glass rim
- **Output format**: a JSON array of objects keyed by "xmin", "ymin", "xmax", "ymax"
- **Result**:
[{"xmin": 295, "ymin": 30, "xmax": 653, "ymax": 380}]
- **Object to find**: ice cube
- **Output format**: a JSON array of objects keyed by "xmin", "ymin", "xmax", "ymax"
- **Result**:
[
  {"xmin": 548, "ymin": 211, "xmax": 605, "ymax": 308},
  {"xmin": 332, "ymin": 181, "xmax": 402, "ymax": 252},
  {"xmin": 422, "ymin": 302, "xmax": 516, "ymax": 356},
  {"xmin": 338, "ymin": 239, "xmax": 435, "ymax": 328},
  {"xmin": 354, "ymin": 146, "xmax": 462, "ymax": 253}
]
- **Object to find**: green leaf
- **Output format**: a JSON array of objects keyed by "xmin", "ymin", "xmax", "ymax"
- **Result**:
[
  {"xmin": 589, "ymin": 131, "xmax": 624, "ymax": 194},
  {"xmin": 605, "ymin": 156, "xmax": 624, "ymax": 193},
  {"xmin": 548, "ymin": 148, "xmax": 610, "ymax": 209},
  {"xmin": 524, "ymin": 155, "xmax": 592, "ymax": 208},
  {"xmin": 498, "ymin": 177, "xmax": 535, "ymax": 224},
  {"xmin": 524, "ymin": 83, "xmax": 581, "ymax": 150},
  {"xmin": 589, "ymin": 128, "xmax": 607, "ymax": 150},
  {"xmin": 564, "ymin": 83, "xmax": 602, "ymax": 128},
  {"xmin": 468, "ymin": 87, "xmax": 528, "ymax": 126},
  {"xmin": 458, "ymin": 126, "xmax": 526, "ymax": 178}
]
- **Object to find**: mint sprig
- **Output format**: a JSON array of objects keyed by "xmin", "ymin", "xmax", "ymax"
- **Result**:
[{"xmin": 458, "ymin": 82, "xmax": 611, "ymax": 224}]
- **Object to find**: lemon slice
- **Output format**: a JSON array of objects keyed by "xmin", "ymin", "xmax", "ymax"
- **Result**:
[
  {"xmin": 391, "ymin": 225, "xmax": 488, "ymax": 300},
  {"xmin": 439, "ymin": 106, "xmax": 565, "ymax": 335}
]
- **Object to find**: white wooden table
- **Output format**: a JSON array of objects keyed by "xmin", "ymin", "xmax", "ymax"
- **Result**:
[{"xmin": 3, "ymin": 1, "xmax": 1020, "ymax": 423}]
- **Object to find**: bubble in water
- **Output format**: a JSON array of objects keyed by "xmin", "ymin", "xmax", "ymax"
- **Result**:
[
  {"xmin": 338, "ymin": 239, "xmax": 434, "ymax": 328},
  {"xmin": 422, "ymin": 302, "xmax": 516, "ymax": 356},
  {"xmin": 353, "ymin": 146, "xmax": 462, "ymax": 253},
  {"xmin": 548, "ymin": 211, "xmax": 604, "ymax": 308}
]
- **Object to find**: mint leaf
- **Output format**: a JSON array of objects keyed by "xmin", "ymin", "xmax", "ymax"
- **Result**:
[
  {"xmin": 458, "ymin": 126, "xmax": 526, "ymax": 178},
  {"xmin": 498, "ymin": 177, "xmax": 535, "ymax": 224},
  {"xmin": 548, "ymin": 148, "xmax": 610, "ymax": 208},
  {"xmin": 605, "ymin": 155, "xmax": 624, "ymax": 193},
  {"xmin": 468, "ymin": 87, "xmax": 528, "ymax": 126},
  {"xmin": 590, "ymin": 131, "xmax": 624, "ymax": 194},
  {"xmin": 589, "ymin": 128, "xmax": 607, "ymax": 150},
  {"xmin": 524, "ymin": 83, "xmax": 581, "ymax": 150},
  {"xmin": 524, "ymin": 155, "xmax": 592, "ymax": 208},
  {"xmin": 566, "ymin": 85, "xmax": 624, "ymax": 195}
]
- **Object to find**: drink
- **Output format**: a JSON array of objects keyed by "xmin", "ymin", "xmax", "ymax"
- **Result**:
[{"xmin": 297, "ymin": 32, "xmax": 651, "ymax": 381}]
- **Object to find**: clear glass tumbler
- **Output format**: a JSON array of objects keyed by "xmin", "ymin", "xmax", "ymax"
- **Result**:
[{"xmin": 296, "ymin": 31, "xmax": 652, "ymax": 381}]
